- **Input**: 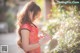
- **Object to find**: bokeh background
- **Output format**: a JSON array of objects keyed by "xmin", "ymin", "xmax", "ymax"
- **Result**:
[{"xmin": 0, "ymin": 0, "xmax": 80, "ymax": 53}]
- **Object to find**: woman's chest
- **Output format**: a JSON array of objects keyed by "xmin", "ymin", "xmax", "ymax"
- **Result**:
[{"xmin": 29, "ymin": 26, "xmax": 39, "ymax": 43}]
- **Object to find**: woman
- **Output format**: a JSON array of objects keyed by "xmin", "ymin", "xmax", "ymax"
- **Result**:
[{"xmin": 17, "ymin": 1, "xmax": 51, "ymax": 53}]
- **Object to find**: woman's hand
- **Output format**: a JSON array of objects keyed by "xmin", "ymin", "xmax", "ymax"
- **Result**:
[{"xmin": 39, "ymin": 35, "xmax": 51, "ymax": 46}]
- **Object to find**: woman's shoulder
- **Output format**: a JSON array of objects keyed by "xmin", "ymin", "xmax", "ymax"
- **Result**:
[{"xmin": 20, "ymin": 23, "xmax": 32, "ymax": 31}]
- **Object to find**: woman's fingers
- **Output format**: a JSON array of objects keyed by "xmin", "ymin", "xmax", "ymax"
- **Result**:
[
  {"xmin": 39, "ymin": 34, "xmax": 52, "ymax": 45},
  {"xmin": 45, "ymin": 35, "xmax": 51, "ymax": 39}
]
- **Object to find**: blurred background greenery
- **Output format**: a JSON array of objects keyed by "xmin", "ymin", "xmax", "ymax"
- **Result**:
[{"xmin": 35, "ymin": 0, "xmax": 80, "ymax": 53}]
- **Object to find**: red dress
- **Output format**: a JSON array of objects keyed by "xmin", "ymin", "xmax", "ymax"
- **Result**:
[{"xmin": 20, "ymin": 23, "xmax": 41, "ymax": 53}]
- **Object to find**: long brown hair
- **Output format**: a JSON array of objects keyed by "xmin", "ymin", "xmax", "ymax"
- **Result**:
[
  {"xmin": 17, "ymin": 1, "xmax": 41, "ymax": 26},
  {"xmin": 16, "ymin": 1, "xmax": 41, "ymax": 48}
]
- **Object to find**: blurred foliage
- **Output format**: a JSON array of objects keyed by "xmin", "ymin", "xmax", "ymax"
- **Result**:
[
  {"xmin": 6, "ymin": 10, "xmax": 16, "ymax": 32},
  {"xmin": 40, "ymin": 4, "xmax": 80, "ymax": 53},
  {"xmin": 0, "ymin": 0, "xmax": 17, "ymax": 32},
  {"xmin": 0, "ymin": 7, "xmax": 4, "ymax": 13},
  {"xmin": 35, "ymin": 0, "xmax": 43, "ymax": 10}
]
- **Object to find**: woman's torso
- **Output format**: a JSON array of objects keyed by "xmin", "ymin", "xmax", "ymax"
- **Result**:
[{"xmin": 20, "ymin": 23, "xmax": 41, "ymax": 53}]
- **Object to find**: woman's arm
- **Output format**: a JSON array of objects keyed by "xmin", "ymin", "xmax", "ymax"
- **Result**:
[{"xmin": 21, "ymin": 29, "xmax": 40, "ymax": 52}]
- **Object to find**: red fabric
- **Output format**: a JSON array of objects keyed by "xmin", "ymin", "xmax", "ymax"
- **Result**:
[{"xmin": 20, "ymin": 23, "xmax": 41, "ymax": 53}]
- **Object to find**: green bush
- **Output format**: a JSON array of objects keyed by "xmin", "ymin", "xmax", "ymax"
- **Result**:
[
  {"xmin": 40, "ymin": 5, "xmax": 80, "ymax": 53},
  {"xmin": 6, "ymin": 10, "xmax": 16, "ymax": 32}
]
